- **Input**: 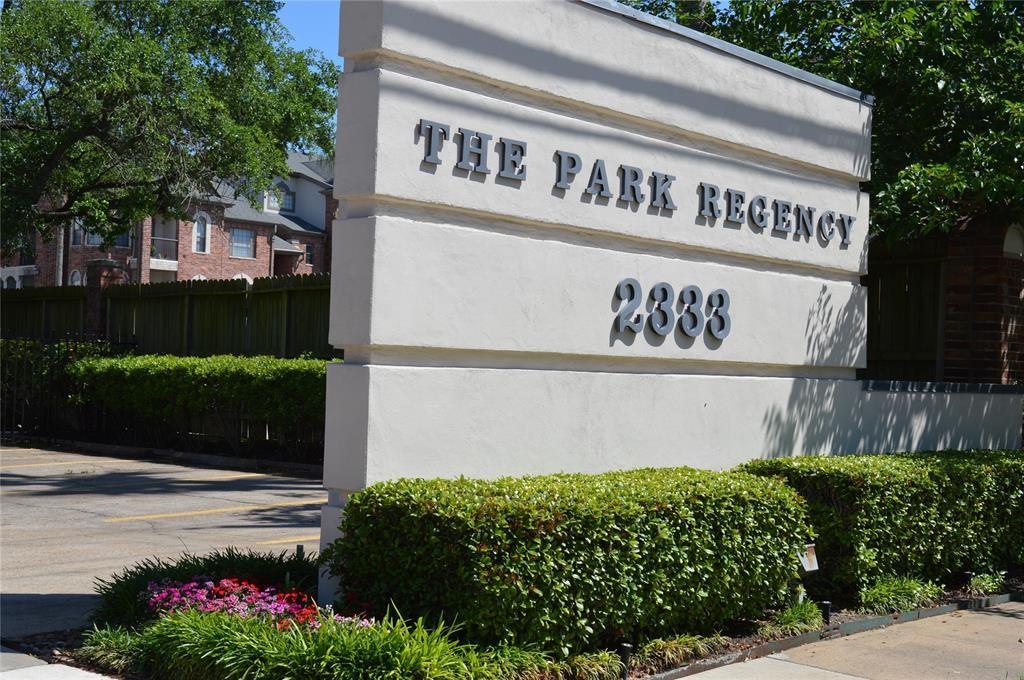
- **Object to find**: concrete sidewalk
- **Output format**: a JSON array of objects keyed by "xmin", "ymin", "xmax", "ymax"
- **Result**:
[
  {"xmin": 697, "ymin": 601, "xmax": 1024, "ymax": 679},
  {"xmin": 1, "ymin": 647, "xmax": 109, "ymax": 678}
]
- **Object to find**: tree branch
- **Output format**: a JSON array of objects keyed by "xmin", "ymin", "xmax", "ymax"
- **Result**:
[{"xmin": 0, "ymin": 119, "xmax": 59, "ymax": 133}]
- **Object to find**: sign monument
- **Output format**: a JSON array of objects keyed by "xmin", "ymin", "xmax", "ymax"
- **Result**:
[{"xmin": 320, "ymin": 0, "xmax": 1022, "ymax": 596}]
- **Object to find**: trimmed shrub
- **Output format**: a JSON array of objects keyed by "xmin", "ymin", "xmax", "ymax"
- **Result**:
[
  {"xmin": 93, "ymin": 548, "xmax": 318, "ymax": 628},
  {"xmin": 323, "ymin": 467, "xmax": 810, "ymax": 655},
  {"xmin": 70, "ymin": 353, "xmax": 325, "ymax": 426},
  {"xmin": 68, "ymin": 353, "xmax": 327, "ymax": 460},
  {"xmin": 742, "ymin": 450, "xmax": 1024, "ymax": 598}
]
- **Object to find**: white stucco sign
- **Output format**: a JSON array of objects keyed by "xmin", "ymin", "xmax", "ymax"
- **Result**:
[{"xmin": 320, "ymin": 0, "xmax": 1022, "ymax": 596}]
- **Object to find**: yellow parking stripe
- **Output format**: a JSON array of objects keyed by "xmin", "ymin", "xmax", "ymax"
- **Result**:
[
  {"xmin": 105, "ymin": 498, "xmax": 323, "ymax": 523},
  {"xmin": 0, "ymin": 459, "xmax": 136, "ymax": 470},
  {"xmin": 183, "ymin": 472, "xmax": 267, "ymax": 482},
  {"xmin": 256, "ymin": 534, "xmax": 321, "ymax": 546}
]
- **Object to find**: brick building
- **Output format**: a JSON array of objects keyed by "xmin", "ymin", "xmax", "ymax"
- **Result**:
[
  {"xmin": 864, "ymin": 220, "xmax": 1024, "ymax": 385},
  {"xmin": 1, "ymin": 152, "xmax": 335, "ymax": 288}
]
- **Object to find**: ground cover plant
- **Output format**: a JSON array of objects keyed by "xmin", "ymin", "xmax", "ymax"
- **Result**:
[
  {"xmin": 79, "ymin": 605, "xmax": 733, "ymax": 679},
  {"xmin": 742, "ymin": 450, "xmax": 1024, "ymax": 600},
  {"xmin": 858, "ymin": 577, "xmax": 943, "ymax": 614},
  {"xmin": 966, "ymin": 572, "xmax": 1006, "ymax": 597},
  {"xmin": 324, "ymin": 467, "xmax": 810, "ymax": 655},
  {"xmin": 756, "ymin": 601, "xmax": 824, "ymax": 640}
]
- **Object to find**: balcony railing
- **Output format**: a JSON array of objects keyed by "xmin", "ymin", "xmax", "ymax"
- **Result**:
[{"xmin": 151, "ymin": 237, "xmax": 178, "ymax": 261}]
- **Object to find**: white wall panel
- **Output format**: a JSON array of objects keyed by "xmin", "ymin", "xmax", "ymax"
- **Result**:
[
  {"xmin": 339, "ymin": 0, "xmax": 872, "ymax": 179},
  {"xmin": 337, "ymin": 69, "xmax": 869, "ymax": 274},
  {"xmin": 325, "ymin": 363, "xmax": 1023, "ymax": 490},
  {"xmin": 331, "ymin": 215, "xmax": 866, "ymax": 370}
]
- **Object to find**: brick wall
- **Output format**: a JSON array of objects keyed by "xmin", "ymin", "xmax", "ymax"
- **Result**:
[
  {"xmin": 66, "ymin": 243, "xmax": 133, "ymax": 284},
  {"xmin": 175, "ymin": 207, "xmax": 274, "ymax": 281},
  {"xmin": 270, "ymin": 233, "xmax": 325, "ymax": 276},
  {"xmin": 941, "ymin": 219, "xmax": 1024, "ymax": 384},
  {"xmin": 32, "ymin": 231, "xmax": 61, "ymax": 287},
  {"xmin": 22, "ymin": 226, "xmax": 141, "ymax": 287}
]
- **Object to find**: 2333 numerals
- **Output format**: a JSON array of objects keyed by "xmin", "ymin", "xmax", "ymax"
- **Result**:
[{"xmin": 614, "ymin": 279, "xmax": 731, "ymax": 341}]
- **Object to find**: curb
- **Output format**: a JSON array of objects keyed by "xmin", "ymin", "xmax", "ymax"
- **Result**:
[
  {"xmin": 644, "ymin": 591, "xmax": 1023, "ymax": 678},
  {"xmin": 1, "ymin": 435, "xmax": 322, "ymax": 480}
]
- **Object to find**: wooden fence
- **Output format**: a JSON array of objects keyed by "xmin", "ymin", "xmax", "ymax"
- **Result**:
[
  {"xmin": 2, "ymin": 273, "xmax": 333, "ymax": 358},
  {"xmin": 863, "ymin": 238, "xmax": 944, "ymax": 381},
  {"xmin": 0, "ymin": 286, "xmax": 86, "ymax": 340}
]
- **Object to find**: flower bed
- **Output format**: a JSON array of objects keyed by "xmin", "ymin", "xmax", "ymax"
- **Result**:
[
  {"xmin": 67, "ymin": 451, "xmax": 1024, "ymax": 679},
  {"xmin": 143, "ymin": 577, "xmax": 373, "ymax": 630}
]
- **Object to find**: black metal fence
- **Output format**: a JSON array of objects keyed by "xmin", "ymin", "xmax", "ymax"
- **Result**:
[{"xmin": 0, "ymin": 338, "xmax": 325, "ymax": 464}]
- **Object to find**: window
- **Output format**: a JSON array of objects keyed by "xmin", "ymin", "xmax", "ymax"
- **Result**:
[
  {"xmin": 1004, "ymin": 223, "xmax": 1024, "ymax": 259},
  {"xmin": 193, "ymin": 212, "xmax": 210, "ymax": 253},
  {"xmin": 267, "ymin": 182, "xmax": 294, "ymax": 212},
  {"xmin": 232, "ymin": 272, "xmax": 253, "ymax": 284},
  {"xmin": 5, "ymin": 276, "xmax": 17, "ymax": 289},
  {"xmin": 113, "ymin": 230, "xmax": 130, "ymax": 248},
  {"xmin": 230, "ymin": 228, "xmax": 255, "ymax": 258},
  {"xmin": 69, "ymin": 270, "xmax": 83, "ymax": 286},
  {"xmin": 192, "ymin": 274, "xmax": 208, "ymax": 281},
  {"xmin": 305, "ymin": 243, "xmax": 314, "ymax": 266},
  {"xmin": 281, "ymin": 189, "xmax": 295, "ymax": 212},
  {"xmin": 71, "ymin": 219, "xmax": 84, "ymax": 246},
  {"xmin": 85, "ymin": 231, "xmax": 103, "ymax": 246}
]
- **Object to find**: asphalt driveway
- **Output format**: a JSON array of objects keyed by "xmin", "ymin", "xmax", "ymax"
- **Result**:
[{"xmin": 0, "ymin": 445, "xmax": 324, "ymax": 638}]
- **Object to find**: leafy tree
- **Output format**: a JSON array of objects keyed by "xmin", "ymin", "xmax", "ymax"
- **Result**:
[
  {"xmin": 622, "ymin": 0, "xmax": 716, "ymax": 32},
  {"xmin": 623, "ymin": 0, "xmax": 1024, "ymax": 239},
  {"xmin": 0, "ymin": 0, "xmax": 340, "ymax": 251}
]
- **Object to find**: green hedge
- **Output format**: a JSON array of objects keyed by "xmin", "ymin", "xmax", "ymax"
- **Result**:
[
  {"xmin": 742, "ymin": 450, "xmax": 1024, "ymax": 598},
  {"xmin": 324, "ymin": 467, "xmax": 810, "ymax": 656},
  {"xmin": 69, "ymin": 353, "xmax": 326, "ymax": 431}
]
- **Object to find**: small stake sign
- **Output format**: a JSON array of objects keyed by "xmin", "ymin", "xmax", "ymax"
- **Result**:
[{"xmin": 798, "ymin": 543, "xmax": 818, "ymax": 572}]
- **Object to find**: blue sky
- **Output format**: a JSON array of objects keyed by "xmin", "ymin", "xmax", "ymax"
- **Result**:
[{"xmin": 278, "ymin": 1, "xmax": 344, "ymax": 66}]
